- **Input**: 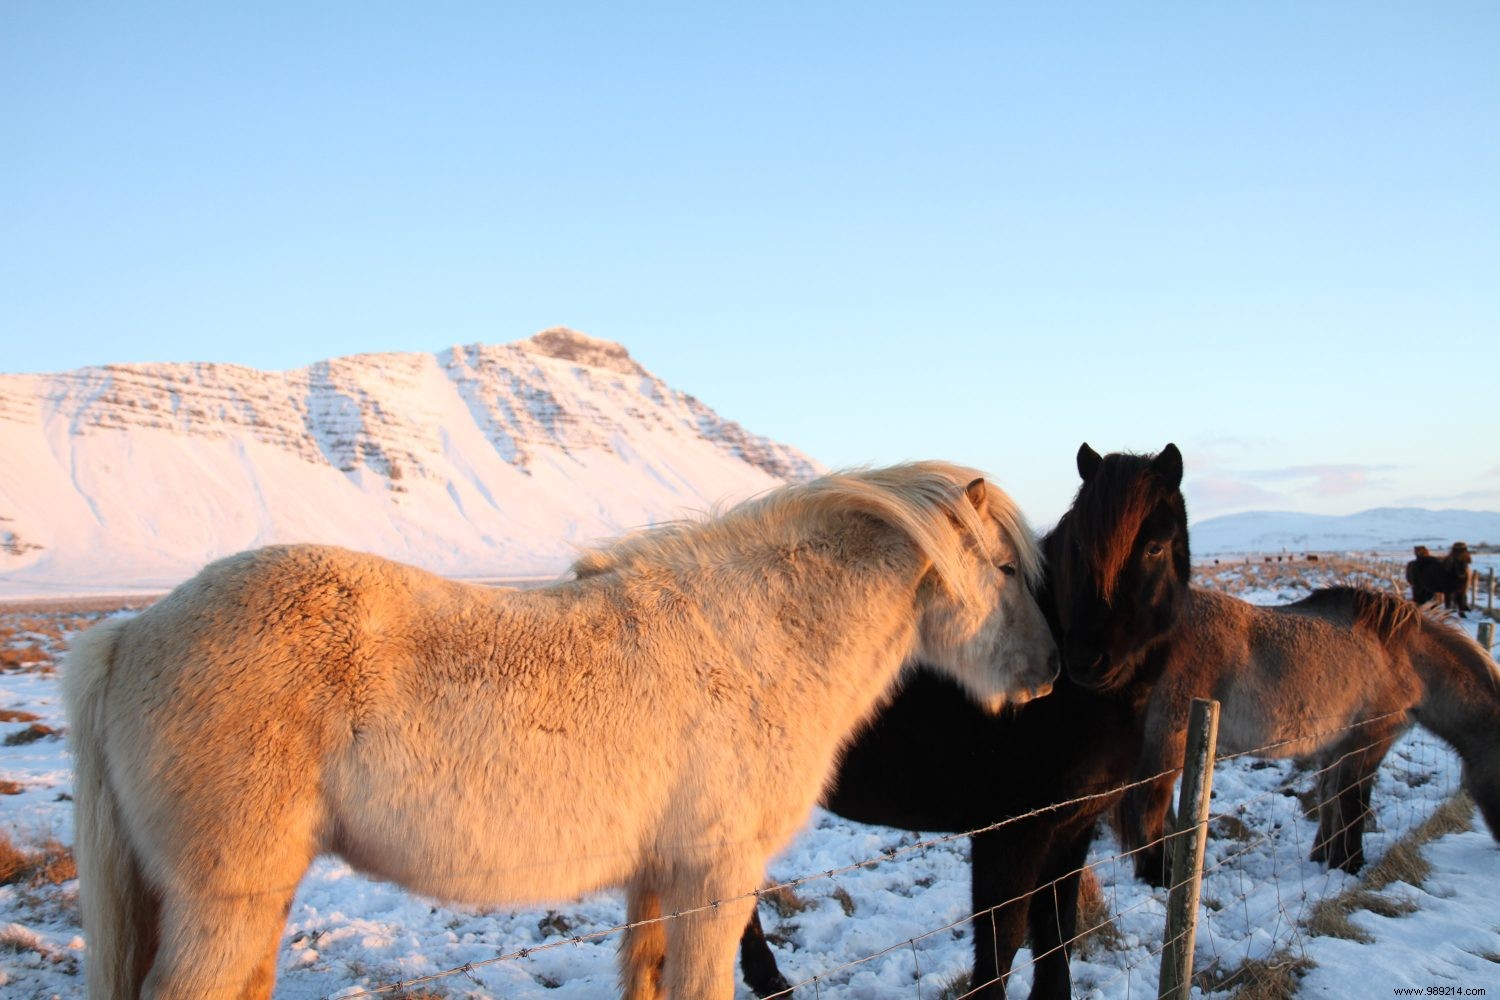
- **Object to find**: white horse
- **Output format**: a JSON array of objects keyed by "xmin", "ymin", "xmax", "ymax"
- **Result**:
[{"xmin": 64, "ymin": 462, "xmax": 1058, "ymax": 999}]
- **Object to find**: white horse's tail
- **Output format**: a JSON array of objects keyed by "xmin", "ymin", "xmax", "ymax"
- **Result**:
[{"xmin": 63, "ymin": 617, "xmax": 157, "ymax": 999}]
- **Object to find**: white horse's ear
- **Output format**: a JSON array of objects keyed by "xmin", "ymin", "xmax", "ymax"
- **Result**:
[{"xmin": 964, "ymin": 478, "xmax": 989, "ymax": 517}]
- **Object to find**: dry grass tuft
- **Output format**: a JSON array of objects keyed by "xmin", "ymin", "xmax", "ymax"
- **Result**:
[
  {"xmin": 535, "ymin": 910, "xmax": 572, "ymax": 937},
  {"xmin": 0, "ymin": 708, "xmax": 41, "ymax": 723},
  {"xmin": 1306, "ymin": 791, "xmax": 1473, "ymax": 943},
  {"xmin": 0, "ymin": 833, "xmax": 31, "ymax": 885},
  {"xmin": 1211, "ymin": 814, "xmax": 1255, "ymax": 841},
  {"xmin": 0, "ymin": 645, "xmax": 51, "ymax": 672},
  {"xmin": 830, "ymin": 884, "xmax": 856, "ymax": 917},
  {"xmin": 1363, "ymin": 839, "xmax": 1432, "ymax": 892},
  {"xmin": 1307, "ymin": 888, "xmax": 1419, "ymax": 942},
  {"xmin": 3, "ymin": 722, "xmax": 61, "ymax": 746},
  {"xmin": 1072, "ymin": 867, "xmax": 1124, "ymax": 958},
  {"xmin": 935, "ymin": 969, "xmax": 973, "ymax": 999},
  {"xmin": 1194, "ymin": 952, "xmax": 1315, "ymax": 998},
  {"xmin": 0, "ymin": 923, "xmax": 48, "ymax": 954},
  {"xmin": 759, "ymin": 883, "xmax": 813, "ymax": 919},
  {"xmin": 1305, "ymin": 892, "xmax": 1376, "ymax": 943},
  {"xmin": 1362, "ymin": 791, "xmax": 1473, "ymax": 892},
  {"xmin": 0, "ymin": 831, "xmax": 76, "ymax": 887}
]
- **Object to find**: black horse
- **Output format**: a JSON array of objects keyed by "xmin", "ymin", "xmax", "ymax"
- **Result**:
[
  {"xmin": 1406, "ymin": 542, "xmax": 1472, "ymax": 613},
  {"xmin": 738, "ymin": 443, "xmax": 1191, "ymax": 1000}
]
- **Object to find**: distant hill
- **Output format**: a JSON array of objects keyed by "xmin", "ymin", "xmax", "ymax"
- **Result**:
[
  {"xmin": 1190, "ymin": 507, "xmax": 1500, "ymax": 555},
  {"xmin": 0, "ymin": 328, "xmax": 820, "ymax": 596}
]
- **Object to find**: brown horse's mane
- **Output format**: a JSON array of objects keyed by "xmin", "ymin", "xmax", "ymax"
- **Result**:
[
  {"xmin": 1291, "ymin": 585, "xmax": 1424, "ymax": 643},
  {"xmin": 1067, "ymin": 452, "xmax": 1177, "ymax": 603},
  {"xmin": 1320, "ymin": 586, "xmax": 1500, "ymax": 691}
]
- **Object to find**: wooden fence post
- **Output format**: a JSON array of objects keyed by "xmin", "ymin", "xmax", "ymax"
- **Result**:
[
  {"xmin": 1479, "ymin": 621, "xmax": 1494, "ymax": 656},
  {"xmin": 1158, "ymin": 698, "xmax": 1221, "ymax": 1000},
  {"xmin": 1487, "ymin": 568, "xmax": 1495, "ymax": 614}
]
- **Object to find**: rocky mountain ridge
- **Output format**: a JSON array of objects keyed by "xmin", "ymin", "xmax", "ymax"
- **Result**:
[{"xmin": 0, "ymin": 329, "xmax": 819, "ymax": 594}]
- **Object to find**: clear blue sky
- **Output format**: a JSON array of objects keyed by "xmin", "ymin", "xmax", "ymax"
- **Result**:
[{"xmin": 4, "ymin": 2, "xmax": 1496, "ymax": 524}]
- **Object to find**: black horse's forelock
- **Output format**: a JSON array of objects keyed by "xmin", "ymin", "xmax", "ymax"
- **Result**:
[{"xmin": 1064, "ymin": 451, "xmax": 1182, "ymax": 604}]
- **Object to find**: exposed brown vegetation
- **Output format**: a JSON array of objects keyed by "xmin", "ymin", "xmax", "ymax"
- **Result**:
[
  {"xmin": 1071, "ymin": 867, "xmax": 1124, "ymax": 958},
  {"xmin": 0, "ymin": 602, "xmax": 149, "ymax": 678},
  {"xmin": 4, "ymin": 722, "xmax": 61, "ymax": 746},
  {"xmin": 759, "ymin": 883, "xmax": 814, "ymax": 919},
  {"xmin": 1194, "ymin": 952, "xmax": 1315, "ymax": 998},
  {"xmin": 936, "ymin": 969, "xmax": 974, "ymax": 999},
  {"xmin": 1361, "ymin": 791, "xmax": 1475, "ymax": 892},
  {"xmin": 1305, "ymin": 791, "xmax": 1473, "ymax": 942},
  {"xmin": 0, "ymin": 645, "xmax": 49, "ymax": 671},
  {"xmin": 0, "ymin": 831, "xmax": 76, "ymax": 888},
  {"xmin": 1194, "ymin": 554, "xmax": 1411, "ymax": 601}
]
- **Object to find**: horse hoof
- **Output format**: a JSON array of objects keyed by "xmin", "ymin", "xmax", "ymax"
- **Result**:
[
  {"xmin": 1133, "ymin": 854, "xmax": 1169, "ymax": 889},
  {"xmin": 1335, "ymin": 854, "xmax": 1365, "ymax": 875},
  {"xmin": 752, "ymin": 973, "xmax": 795, "ymax": 998}
]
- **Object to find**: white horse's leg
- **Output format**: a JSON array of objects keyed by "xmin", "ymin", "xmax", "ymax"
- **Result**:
[
  {"xmin": 238, "ymin": 898, "xmax": 294, "ymax": 1000},
  {"xmin": 659, "ymin": 860, "xmax": 760, "ymax": 999},
  {"xmin": 621, "ymin": 883, "xmax": 666, "ymax": 1000},
  {"xmin": 141, "ymin": 883, "xmax": 298, "ymax": 1000}
]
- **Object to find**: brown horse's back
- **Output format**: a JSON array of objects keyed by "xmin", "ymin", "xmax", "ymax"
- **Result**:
[{"xmin": 1169, "ymin": 589, "xmax": 1416, "ymax": 757}]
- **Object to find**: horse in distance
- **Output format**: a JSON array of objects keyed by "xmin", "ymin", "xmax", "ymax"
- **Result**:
[
  {"xmin": 1407, "ymin": 541, "xmax": 1474, "ymax": 613},
  {"xmin": 64, "ymin": 462, "xmax": 1058, "ymax": 1000}
]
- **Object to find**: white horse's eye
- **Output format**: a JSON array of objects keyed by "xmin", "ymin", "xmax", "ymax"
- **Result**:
[{"xmin": 999, "ymin": 562, "xmax": 1018, "ymax": 578}]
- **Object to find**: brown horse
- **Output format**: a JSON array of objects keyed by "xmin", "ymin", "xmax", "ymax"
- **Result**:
[
  {"xmin": 1122, "ymin": 586, "xmax": 1500, "ymax": 884},
  {"xmin": 64, "ymin": 463, "xmax": 1058, "ymax": 1000}
]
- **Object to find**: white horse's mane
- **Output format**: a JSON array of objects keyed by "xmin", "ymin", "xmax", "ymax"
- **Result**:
[{"xmin": 571, "ymin": 462, "xmax": 1043, "ymax": 603}]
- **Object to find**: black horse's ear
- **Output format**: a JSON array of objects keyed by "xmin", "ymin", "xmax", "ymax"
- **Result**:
[
  {"xmin": 1077, "ymin": 443, "xmax": 1102, "ymax": 482},
  {"xmin": 1153, "ymin": 443, "xmax": 1183, "ymax": 489}
]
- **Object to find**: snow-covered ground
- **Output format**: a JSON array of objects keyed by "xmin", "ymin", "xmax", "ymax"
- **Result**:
[{"xmin": 1, "ymin": 569, "xmax": 1497, "ymax": 998}]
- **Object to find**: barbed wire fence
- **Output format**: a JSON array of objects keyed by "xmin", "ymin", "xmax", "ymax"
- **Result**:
[{"xmin": 321, "ymin": 701, "xmax": 1477, "ymax": 1000}]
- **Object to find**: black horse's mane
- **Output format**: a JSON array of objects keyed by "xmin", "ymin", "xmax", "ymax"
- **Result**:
[{"xmin": 1054, "ymin": 451, "xmax": 1187, "ymax": 601}]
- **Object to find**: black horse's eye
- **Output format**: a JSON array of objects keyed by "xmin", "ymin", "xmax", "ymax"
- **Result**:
[
  {"xmin": 1145, "ymin": 542, "xmax": 1166, "ymax": 558},
  {"xmin": 999, "ymin": 562, "xmax": 1018, "ymax": 577}
]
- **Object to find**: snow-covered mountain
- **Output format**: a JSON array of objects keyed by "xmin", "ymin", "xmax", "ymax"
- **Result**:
[
  {"xmin": 1191, "ymin": 506, "xmax": 1500, "ymax": 556},
  {"xmin": 0, "ymin": 329, "xmax": 820, "ymax": 596}
]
